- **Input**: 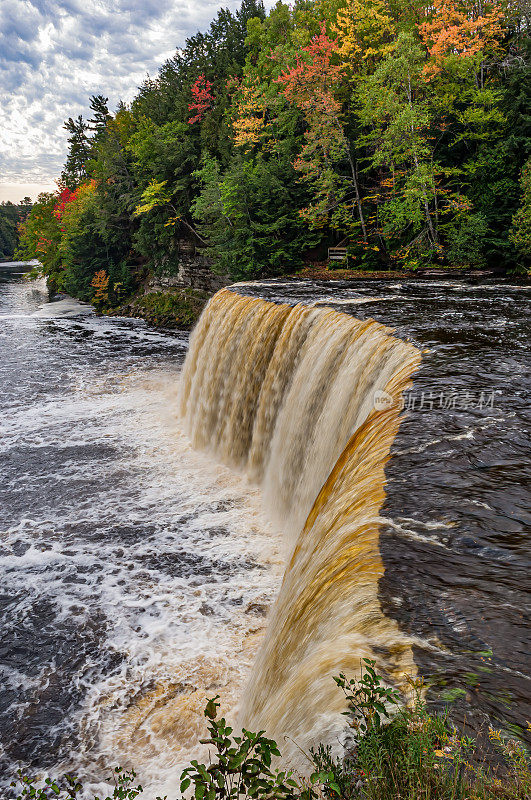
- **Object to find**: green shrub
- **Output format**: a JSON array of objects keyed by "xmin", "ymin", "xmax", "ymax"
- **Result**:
[
  {"xmin": 180, "ymin": 696, "xmax": 307, "ymax": 800},
  {"xmin": 10, "ymin": 663, "xmax": 530, "ymax": 800},
  {"xmin": 11, "ymin": 767, "xmax": 144, "ymax": 800},
  {"xmin": 316, "ymin": 662, "xmax": 530, "ymax": 800},
  {"xmin": 127, "ymin": 289, "xmax": 208, "ymax": 328},
  {"xmin": 509, "ymin": 157, "xmax": 531, "ymax": 271},
  {"xmin": 445, "ymin": 212, "xmax": 489, "ymax": 270}
]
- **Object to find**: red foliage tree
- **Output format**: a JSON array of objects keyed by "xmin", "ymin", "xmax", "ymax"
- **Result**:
[
  {"xmin": 274, "ymin": 25, "xmax": 367, "ymax": 239},
  {"xmin": 188, "ymin": 75, "xmax": 214, "ymax": 124},
  {"xmin": 53, "ymin": 188, "xmax": 76, "ymax": 221}
]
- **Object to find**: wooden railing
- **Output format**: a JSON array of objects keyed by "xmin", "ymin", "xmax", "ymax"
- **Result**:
[{"xmin": 328, "ymin": 247, "xmax": 348, "ymax": 261}]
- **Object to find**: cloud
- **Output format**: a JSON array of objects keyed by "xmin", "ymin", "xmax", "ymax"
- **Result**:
[{"xmin": 0, "ymin": 0, "xmax": 248, "ymax": 184}]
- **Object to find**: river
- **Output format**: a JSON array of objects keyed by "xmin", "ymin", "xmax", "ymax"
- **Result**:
[{"xmin": 0, "ymin": 264, "xmax": 529, "ymax": 795}]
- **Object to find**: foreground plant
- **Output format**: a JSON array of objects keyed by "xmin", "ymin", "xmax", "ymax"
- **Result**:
[
  {"xmin": 320, "ymin": 661, "xmax": 530, "ymax": 800},
  {"xmin": 180, "ymin": 696, "xmax": 308, "ymax": 800},
  {"xmin": 10, "ymin": 664, "xmax": 530, "ymax": 800},
  {"xmin": 12, "ymin": 767, "xmax": 143, "ymax": 800}
]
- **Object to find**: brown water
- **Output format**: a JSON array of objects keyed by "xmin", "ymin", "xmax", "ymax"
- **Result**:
[
  {"xmin": 231, "ymin": 278, "xmax": 531, "ymax": 745},
  {"xmin": 1, "ymin": 268, "xmax": 529, "ymax": 796},
  {"xmin": 180, "ymin": 289, "xmax": 422, "ymax": 763}
]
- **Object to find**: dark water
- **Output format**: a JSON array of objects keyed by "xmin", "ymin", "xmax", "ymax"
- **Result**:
[
  {"xmin": 235, "ymin": 277, "xmax": 531, "ymax": 740},
  {"xmin": 0, "ymin": 266, "xmax": 529, "ymax": 792}
]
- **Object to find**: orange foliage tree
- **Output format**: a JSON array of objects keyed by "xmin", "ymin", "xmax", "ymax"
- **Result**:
[
  {"xmin": 90, "ymin": 269, "xmax": 109, "ymax": 307},
  {"xmin": 419, "ymin": 0, "xmax": 504, "ymax": 79}
]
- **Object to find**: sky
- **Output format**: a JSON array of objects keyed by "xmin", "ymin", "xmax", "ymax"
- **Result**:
[{"xmin": 0, "ymin": 0, "xmax": 242, "ymax": 203}]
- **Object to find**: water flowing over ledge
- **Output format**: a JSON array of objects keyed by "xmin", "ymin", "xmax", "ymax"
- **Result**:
[{"xmin": 179, "ymin": 288, "xmax": 422, "ymax": 763}]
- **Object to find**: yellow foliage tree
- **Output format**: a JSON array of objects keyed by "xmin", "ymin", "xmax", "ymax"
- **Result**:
[
  {"xmin": 333, "ymin": 0, "xmax": 396, "ymax": 72},
  {"xmin": 231, "ymin": 76, "xmax": 269, "ymax": 149}
]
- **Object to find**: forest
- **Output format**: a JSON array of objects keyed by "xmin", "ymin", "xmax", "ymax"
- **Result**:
[
  {"xmin": 16, "ymin": 0, "xmax": 531, "ymax": 304},
  {"xmin": 0, "ymin": 199, "xmax": 32, "ymax": 260}
]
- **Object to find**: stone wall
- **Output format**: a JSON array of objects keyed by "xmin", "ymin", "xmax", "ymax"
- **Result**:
[{"xmin": 150, "ymin": 244, "xmax": 231, "ymax": 294}]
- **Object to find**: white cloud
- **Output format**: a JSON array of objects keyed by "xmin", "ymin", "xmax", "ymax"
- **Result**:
[
  {"xmin": 0, "ymin": 0, "xmax": 245, "ymax": 187},
  {"xmin": 0, "ymin": 181, "xmax": 57, "ymax": 202}
]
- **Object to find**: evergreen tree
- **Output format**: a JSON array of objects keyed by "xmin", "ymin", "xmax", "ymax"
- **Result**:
[
  {"xmin": 88, "ymin": 95, "xmax": 111, "ymax": 142},
  {"xmin": 61, "ymin": 115, "xmax": 91, "ymax": 189}
]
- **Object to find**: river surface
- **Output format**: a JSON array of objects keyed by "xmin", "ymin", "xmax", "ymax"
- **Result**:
[{"xmin": 0, "ymin": 265, "xmax": 530, "ymax": 794}]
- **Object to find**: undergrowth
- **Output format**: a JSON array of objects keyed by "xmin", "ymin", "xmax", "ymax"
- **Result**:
[
  {"xmin": 10, "ymin": 660, "xmax": 530, "ymax": 800},
  {"xmin": 124, "ymin": 289, "xmax": 208, "ymax": 328}
]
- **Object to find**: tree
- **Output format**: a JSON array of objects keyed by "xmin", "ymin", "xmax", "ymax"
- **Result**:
[
  {"xmin": 188, "ymin": 75, "xmax": 215, "ymax": 124},
  {"xmin": 230, "ymin": 74, "xmax": 270, "ymax": 148},
  {"xmin": 61, "ymin": 115, "xmax": 91, "ymax": 189},
  {"xmin": 0, "ymin": 202, "xmax": 21, "ymax": 259},
  {"xmin": 53, "ymin": 187, "xmax": 76, "ymax": 222},
  {"xmin": 333, "ymin": 0, "xmax": 396, "ymax": 72},
  {"xmin": 18, "ymin": 197, "xmax": 33, "ymax": 224},
  {"xmin": 418, "ymin": 0, "xmax": 504, "ymax": 81},
  {"xmin": 509, "ymin": 157, "xmax": 531, "ymax": 266},
  {"xmin": 88, "ymin": 95, "xmax": 111, "ymax": 145},
  {"xmin": 275, "ymin": 25, "xmax": 368, "ymax": 239},
  {"xmin": 129, "ymin": 116, "xmax": 198, "ymax": 272},
  {"xmin": 357, "ymin": 32, "xmax": 449, "ymax": 262},
  {"xmin": 445, "ymin": 211, "xmax": 489, "ymax": 268},
  {"xmin": 15, "ymin": 193, "xmax": 63, "ymax": 287},
  {"xmin": 444, "ymin": 27, "xmax": 530, "ymax": 269},
  {"xmin": 90, "ymin": 269, "xmax": 110, "ymax": 307},
  {"xmin": 90, "ymin": 107, "xmax": 137, "ymax": 275},
  {"xmin": 191, "ymin": 154, "xmax": 318, "ymax": 279}
]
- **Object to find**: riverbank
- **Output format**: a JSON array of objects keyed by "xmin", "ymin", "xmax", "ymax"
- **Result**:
[
  {"xmin": 291, "ymin": 265, "xmax": 531, "ymax": 283},
  {"xmin": 76, "ymin": 267, "xmax": 531, "ymax": 331},
  {"xmin": 8, "ymin": 260, "xmax": 530, "ymax": 334},
  {"xmin": 1, "ymin": 261, "xmax": 211, "ymax": 330},
  {"xmin": 113, "ymin": 286, "xmax": 210, "ymax": 329},
  {"xmin": 112, "ymin": 264, "xmax": 531, "ymax": 331}
]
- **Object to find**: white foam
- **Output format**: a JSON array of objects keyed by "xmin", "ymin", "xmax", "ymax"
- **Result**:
[
  {"xmin": 1, "ymin": 361, "xmax": 283, "ymax": 797},
  {"xmin": 32, "ymin": 297, "xmax": 94, "ymax": 318}
]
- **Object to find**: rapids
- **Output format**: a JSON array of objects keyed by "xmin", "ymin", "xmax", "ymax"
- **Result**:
[
  {"xmin": 0, "ymin": 267, "xmax": 281, "ymax": 797},
  {"xmin": 1, "ymin": 264, "xmax": 530, "ymax": 796}
]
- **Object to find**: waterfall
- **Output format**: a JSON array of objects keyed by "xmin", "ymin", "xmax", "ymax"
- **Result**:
[{"xmin": 179, "ymin": 288, "xmax": 422, "ymax": 763}]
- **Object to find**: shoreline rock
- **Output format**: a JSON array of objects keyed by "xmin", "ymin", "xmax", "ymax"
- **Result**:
[{"xmin": 113, "ymin": 286, "xmax": 210, "ymax": 329}]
